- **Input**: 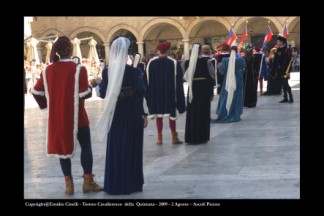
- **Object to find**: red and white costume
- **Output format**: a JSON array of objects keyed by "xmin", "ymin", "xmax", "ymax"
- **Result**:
[{"xmin": 32, "ymin": 59, "xmax": 92, "ymax": 158}]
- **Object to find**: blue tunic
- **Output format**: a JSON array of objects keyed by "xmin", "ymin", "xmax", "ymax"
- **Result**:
[
  {"xmin": 211, "ymin": 56, "xmax": 246, "ymax": 123},
  {"xmin": 146, "ymin": 57, "xmax": 186, "ymax": 119},
  {"xmin": 98, "ymin": 65, "xmax": 146, "ymax": 195}
]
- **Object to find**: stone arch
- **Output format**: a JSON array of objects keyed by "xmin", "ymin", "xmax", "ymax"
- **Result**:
[
  {"xmin": 140, "ymin": 18, "xmax": 186, "ymax": 41},
  {"xmin": 234, "ymin": 17, "xmax": 281, "ymax": 33},
  {"xmin": 38, "ymin": 28, "xmax": 64, "ymax": 38},
  {"xmin": 287, "ymin": 17, "xmax": 300, "ymax": 32},
  {"xmin": 69, "ymin": 27, "xmax": 105, "ymax": 43},
  {"xmin": 186, "ymin": 17, "xmax": 232, "ymax": 39},
  {"xmin": 106, "ymin": 24, "xmax": 140, "ymax": 44}
]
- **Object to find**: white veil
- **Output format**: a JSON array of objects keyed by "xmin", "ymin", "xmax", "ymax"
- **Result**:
[
  {"xmin": 225, "ymin": 49, "xmax": 237, "ymax": 115},
  {"xmin": 95, "ymin": 36, "xmax": 130, "ymax": 141},
  {"xmin": 183, "ymin": 43, "xmax": 200, "ymax": 103},
  {"xmin": 132, "ymin": 53, "xmax": 148, "ymax": 114},
  {"xmin": 133, "ymin": 53, "xmax": 141, "ymax": 68}
]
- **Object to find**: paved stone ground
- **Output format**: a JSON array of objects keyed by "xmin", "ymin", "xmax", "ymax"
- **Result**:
[{"xmin": 24, "ymin": 73, "xmax": 300, "ymax": 199}]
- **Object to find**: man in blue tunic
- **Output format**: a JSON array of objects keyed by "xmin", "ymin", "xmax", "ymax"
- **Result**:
[
  {"xmin": 211, "ymin": 42, "xmax": 246, "ymax": 123},
  {"xmin": 146, "ymin": 41, "xmax": 186, "ymax": 144}
]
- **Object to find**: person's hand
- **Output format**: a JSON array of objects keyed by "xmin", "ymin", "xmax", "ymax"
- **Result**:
[
  {"xmin": 90, "ymin": 78, "xmax": 101, "ymax": 87},
  {"xmin": 90, "ymin": 79, "xmax": 97, "ymax": 87},
  {"xmin": 143, "ymin": 116, "xmax": 148, "ymax": 128}
]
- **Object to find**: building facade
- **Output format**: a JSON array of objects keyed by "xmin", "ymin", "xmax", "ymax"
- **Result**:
[{"xmin": 28, "ymin": 16, "xmax": 300, "ymax": 63}]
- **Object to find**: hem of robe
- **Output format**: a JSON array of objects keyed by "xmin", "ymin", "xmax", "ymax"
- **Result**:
[
  {"xmin": 148, "ymin": 113, "xmax": 177, "ymax": 120},
  {"xmin": 210, "ymin": 117, "xmax": 241, "ymax": 123}
]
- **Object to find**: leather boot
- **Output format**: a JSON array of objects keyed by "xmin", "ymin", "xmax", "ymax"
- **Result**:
[
  {"xmin": 288, "ymin": 92, "xmax": 294, "ymax": 103},
  {"xmin": 172, "ymin": 132, "xmax": 183, "ymax": 144},
  {"xmin": 83, "ymin": 174, "xmax": 103, "ymax": 193},
  {"xmin": 157, "ymin": 133, "xmax": 162, "ymax": 145},
  {"xmin": 64, "ymin": 176, "xmax": 74, "ymax": 195},
  {"xmin": 279, "ymin": 98, "xmax": 288, "ymax": 103}
]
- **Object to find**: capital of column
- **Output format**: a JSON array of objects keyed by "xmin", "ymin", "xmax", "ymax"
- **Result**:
[
  {"xmin": 136, "ymin": 41, "xmax": 144, "ymax": 45},
  {"xmin": 182, "ymin": 39, "xmax": 190, "ymax": 43},
  {"xmin": 103, "ymin": 43, "xmax": 110, "ymax": 47}
]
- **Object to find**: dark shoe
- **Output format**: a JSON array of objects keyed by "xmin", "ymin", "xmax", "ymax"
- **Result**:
[
  {"xmin": 279, "ymin": 99, "xmax": 288, "ymax": 103},
  {"xmin": 288, "ymin": 99, "xmax": 294, "ymax": 103}
]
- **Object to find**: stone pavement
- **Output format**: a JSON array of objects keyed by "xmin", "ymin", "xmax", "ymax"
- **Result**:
[{"xmin": 24, "ymin": 73, "xmax": 300, "ymax": 199}]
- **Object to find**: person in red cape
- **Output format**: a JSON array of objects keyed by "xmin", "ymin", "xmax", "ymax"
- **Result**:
[{"xmin": 31, "ymin": 36, "xmax": 103, "ymax": 195}]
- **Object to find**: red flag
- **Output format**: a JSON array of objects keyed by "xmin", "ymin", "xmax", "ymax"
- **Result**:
[
  {"xmin": 282, "ymin": 23, "xmax": 288, "ymax": 38},
  {"xmin": 238, "ymin": 25, "xmax": 247, "ymax": 49},
  {"xmin": 226, "ymin": 28, "xmax": 237, "ymax": 46},
  {"xmin": 262, "ymin": 25, "xmax": 273, "ymax": 49}
]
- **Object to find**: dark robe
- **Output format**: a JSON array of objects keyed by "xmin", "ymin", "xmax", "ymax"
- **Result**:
[
  {"xmin": 266, "ymin": 58, "xmax": 282, "ymax": 95},
  {"xmin": 275, "ymin": 45, "xmax": 292, "ymax": 101},
  {"xmin": 201, "ymin": 56, "xmax": 216, "ymax": 97},
  {"xmin": 98, "ymin": 65, "xmax": 146, "ymax": 195},
  {"xmin": 243, "ymin": 55, "xmax": 259, "ymax": 108},
  {"xmin": 146, "ymin": 56, "xmax": 186, "ymax": 119},
  {"xmin": 184, "ymin": 58, "xmax": 213, "ymax": 144}
]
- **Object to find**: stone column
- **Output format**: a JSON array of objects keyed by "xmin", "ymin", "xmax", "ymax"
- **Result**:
[
  {"xmin": 136, "ymin": 41, "xmax": 144, "ymax": 60},
  {"xmin": 182, "ymin": 39, "xmax": 190, "ymax": 60},
  {"xmin": 103, "ymin": 43, "xmax": 109, "ymax": 65},
  {"xmin": 37, "ymin": 47, "xmax": 43, "ymax": 63}
]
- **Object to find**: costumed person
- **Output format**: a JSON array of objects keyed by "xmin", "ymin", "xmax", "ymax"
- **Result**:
[
  {"xmin": 92, "ymin": 36, "xmax": 147, "ymax": 195},
  {"xmin": 262, "ymin": 48, "xmax": 271, "ymax": 95},
  {"xmin": 216, "ymin": 43, "xmax": 231, "ymax": 95},
  {"xmin": 133, "ymin": 52, "xmax": 147, "ymax": 87},
  {"xmin": 210, "ymin": 42, "xmax": 246, "ymax": 123},
  {"xmin": 133, "ymin": 53, "xmax": 145, "ymax": 73},
  {"xmin": 201, "ymin": 44, "xmax": 217, "ymax": 100},
  {"xmin": 253, "ymin": 47, "xmax": 263, "ymax": 96},
  {"xmin": 267, "ymin": 47, "xmax": 282, "ymax": 95},
  {"xmin": 184, "ymin": 43, "xmax": 215, "ymax": 144},
  {"xmin": 275, "ymin": 34, "xmax": 293, "ymax": 103},
  {"xmin": 31, "ymin": 36, "xmax": 103, "ymax": 195},
  {"xmin": 146, "ymin": 41, "xmax": 186, "ymax": 145},
  {"xmin": 243, "ymin": 44, "xmax": 259, "ymax": 108},
  {"xmin": 133, "ymin": 52, "xmax": 149, "ymax": 123}
]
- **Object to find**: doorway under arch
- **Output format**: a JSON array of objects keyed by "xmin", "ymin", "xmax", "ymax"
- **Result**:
[
  {"xmin": 110, "ymin": 29, "xmax": 138, "ymax": 55},
  {"xmin": 189, "ymin": 20, "xmax": 228, "ymax": 51},
  {"xmin": 144, "ymin": 23, "xmax": 183, "ymax": 58},
  {"xmin": 236, "ymin": 17, "xmax": 279, "ymax": 49}
]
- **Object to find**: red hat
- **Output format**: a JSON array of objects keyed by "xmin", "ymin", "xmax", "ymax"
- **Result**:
[
  {"xmin": 217, "ymin": 43, "xmax": 230, "ymax": 52},
  {"xmin": 157, "ymin": 41, "xmax": 171, "ymax": 53},
  {"xmin": 254, "ymin": 47, "xmax": 261, "ymax": 52}
]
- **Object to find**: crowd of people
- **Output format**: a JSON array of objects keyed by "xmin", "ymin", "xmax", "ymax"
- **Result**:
[{"xmin": 28, "ymin": 33, "xmax": 297, "ymax": 196}]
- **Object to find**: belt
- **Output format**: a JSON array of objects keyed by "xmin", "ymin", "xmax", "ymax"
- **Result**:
[
  {"xmin": 193, "ymin": 77, "xmax": 207, "ymax": 80},
  {"xmin": 118, "ymin": 87, "xmax": 134, "ymax": 100}
]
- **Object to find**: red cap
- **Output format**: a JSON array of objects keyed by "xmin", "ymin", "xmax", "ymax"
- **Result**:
[
  {"xmin": 254, "ymin": 47, "xmax": 261, "ymax": 52},
  {"xmin": 157, "ymin": 41, "xmax": 171, "ymax": 53},
  {"xmin": 217, "ymin": 43, "xmax": 230, "ymax": 52}
]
